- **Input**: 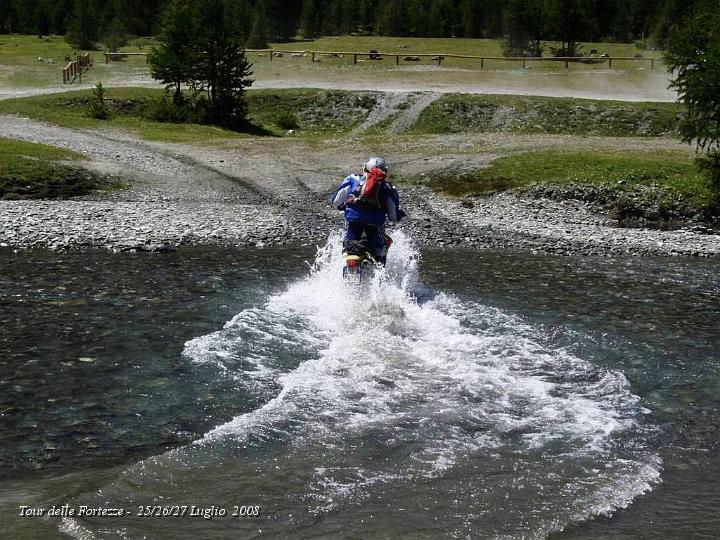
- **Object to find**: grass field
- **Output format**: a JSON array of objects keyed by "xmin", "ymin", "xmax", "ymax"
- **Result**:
[
  {"xmin": 0, "ymin": 87, "xmax": 379, "ymax": 141},
  {"xmin": 419, "ymin": 148, "xmax": 714, "ymax": 212},
  {"xmin": 272, "ymin": 35, "xmax": 660, "ymax": 57},
  {"xmin": 261, "ymin": 35, "xmax": 660, "ymax": 71},
  {"xmin": 0, "ymin": 137, "xmax": 116, "ymax": 199},
  {"xmin": 0, "ymin": 87, "xmax": 682, "ymax": 143},
  {"xmin": 0, "ymin": 34, "xmax": 154, "ymax": 89},
  {"xmin": 1, "ymin": 34, "xmax": 669, "ymax": 102},
  {"xmin": 414, "ymin": 93, "xmax": 682, "ymax": 137}
]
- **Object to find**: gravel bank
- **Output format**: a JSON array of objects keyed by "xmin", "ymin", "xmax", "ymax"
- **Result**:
[
  {"xmin": 0, "ymin": 201, "xmax": 336, "ymax": 251},
  {"xmin": 409, "ymin": 188, "xmax": 720, "ymax": 257},
  {"xmin": 1, "ymin": 113, "xmax": 718, "ymax": 257},
  {"xmin": 2, "ymin": 190, "xmax": 719, "ymax": 257}
]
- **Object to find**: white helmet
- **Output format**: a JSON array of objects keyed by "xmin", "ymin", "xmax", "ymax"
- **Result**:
[{"xmin": 363, "ymin": 156, "xmax": 388, "ymax": 174}]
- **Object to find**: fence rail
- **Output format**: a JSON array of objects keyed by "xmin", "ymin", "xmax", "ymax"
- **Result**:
[
  {"xmin": 101, "ymin": 49, "xmax": 658, "ymax": 70},
  {"xmin": 245, "ymin": 49, "xmax": 658, "ymax": 69},
  {"xmin": 62, "ymin": 53, "xmax": 92, "ymax": 84}
]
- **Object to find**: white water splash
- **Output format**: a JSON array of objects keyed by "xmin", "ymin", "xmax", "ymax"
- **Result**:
[
  {"xmin": 183, "ymin": 232, "xmax": 660, "ymax": 516},
  {"xmin": 61, "ymin": 231, "xmax": 661, "ymax": 539}
]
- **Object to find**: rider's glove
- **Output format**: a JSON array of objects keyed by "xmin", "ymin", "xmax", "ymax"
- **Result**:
[{"xmin": 346, "ymin": 195, "xmax": 356, "ymax": 205}]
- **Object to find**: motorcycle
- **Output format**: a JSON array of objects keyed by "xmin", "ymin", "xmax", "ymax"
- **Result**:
[{"xmin": 342, "ymin": 235, "xmax": 393, "ymax": 284}]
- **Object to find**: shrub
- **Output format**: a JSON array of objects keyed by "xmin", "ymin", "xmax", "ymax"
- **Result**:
[
  {"xmin": 276, "ymin": 111, "xmax": 299, "ymax": 130},
  {"xmin": 88, "ymin": 82, "xmax": 110, "ymax": 120},
  {"xmin": 145, "ymin": 91, "xmax": 191, "ymax": 123}
]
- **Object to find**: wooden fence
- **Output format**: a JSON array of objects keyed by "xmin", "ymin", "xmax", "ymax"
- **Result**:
[
  {"xmin": 246, "ymin": 49, "xmax": 658, "ymax": 69},
  {"xmin": 62, "ymin": 53, "xmax": 92, "ymax": 84},
  {"xmin": 100, "ymin": 49, "xmax": 658, "ymax": 70}
]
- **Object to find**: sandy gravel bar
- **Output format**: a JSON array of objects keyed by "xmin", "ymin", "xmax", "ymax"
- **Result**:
[
  {"xmin": 0, "ymin": 201, "xmax": 306, "ymax": 251},
  {"xmin": 2, "ymin": 193, "xmax": 719, "ymax": 257},
  {"xmin": 417, "ymin": 190, "xmax": 720, "ymax": 257}
]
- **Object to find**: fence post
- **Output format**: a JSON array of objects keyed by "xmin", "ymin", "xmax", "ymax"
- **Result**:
[
  {"xmin": 608, "ymin": 57, "xmax": 612, "ymax": 69},
  {"xmin": 353, "ymin": 53, "xmax": 357, "ymax": 64},
  {"xmin": 396, "ymin": 55, "xmax": 399, "ymax": 66},
  {"xmin": 523, "ymin": 58, "xmax": 526, "ymax": 69},
  {"xmin": 565, "ymin": 59, "xmax": 569, "ymax": 68},
  {"xmin": 437, "ymin": 56, "xmax": 442, "ymax": 66},
  {"xmin": 270, "ymin": 50, "xmax": 273, "ymax": 62},
  {"xmin": 311, "ymin": 52, "xmax": 315, "ymax": 62},
  {"xmin": 650, "ymin": 58, "xmax": 655, "ymax": 70},
  {"xmin": 481, "ymin": 58, "xmax": 484, "ymax": 69}
]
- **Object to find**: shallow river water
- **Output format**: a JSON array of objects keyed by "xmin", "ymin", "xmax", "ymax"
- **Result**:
[{"xmin": 1, "ymin": 233, "xmax": 718, "ymax": 539}]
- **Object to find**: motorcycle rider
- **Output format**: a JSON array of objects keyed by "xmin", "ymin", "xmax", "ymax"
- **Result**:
[{"xmin": 331, "ymin": 156, "xmax": 404, "ymax": 264}]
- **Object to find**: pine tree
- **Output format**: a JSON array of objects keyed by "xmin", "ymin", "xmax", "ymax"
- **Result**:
[
  {"xmin": 300, "ymin": 0, "xmax": 321, "ymax": 39},
  {"xmin": 265, "ymin": 0, "xmax": 302, "ymax": 41},
  {"xmin": 228, "ymin": 0, "xmax": 253, "ymax": 42},
  {"xmin": 664, "ymin": 2, "xmax": 720, "ymax": 200},
  {"xmin": 611, "ymin": 1, "xmax": 633, "ymax": 42},
  {"xmin": 51, "ymin": 0, "xmax": 75, "ymax": 35},
  {"xmin": 481, "ymin": 0, "xmax": 506, "ymax": 38},
  {"xmin": 323, "ymin": 0, "xmax": 344, "ymax": 36},
  {"xmin": 340, "ymin": 0, "xmax": 358, "ymax": 34},
  {"xmin": 115, "ymin": 0, "xmax": 165, "ymax": 36},
  {"xmin": 546, "ymin": 0, "xmax": 587, "ymax": 56},
  {"xmin": 406, "ymin": 0, "xmax": 430, "ymax": 36},
  {"xmin": 65, "ymin": 0, "xmax": 101, "ymax": 49},
  {"xmin": 652, "ymin": 0, "xmax": 703, "ymax": 46},
  {"xmin": 503, "ymin": 0, "xmax": 547, "ymax": 56},
  {"xmin": 103, "ymin": 16, "xmax": 129, "ymax": 53},
  {"xmin": 357, "ymin": 0, "xmax": 374, "ymax": 34},
  {"xmin": 191, "ymin": 0, "xmax": 254, "ymax": 129},
  {"xmin": 0, "ymin": 0, "xmax": 7, "ymax": 33},
  {"xmin": 246, "ymin": 0, "xmax": 269, "ymax": 48},
  {"xmin": 376, "ymin": 0, "xmax": 405, "ymax": 36},
  {"xmin": 148, "ymin": 0, "xmax": 196, "ymax": 105},
  {"xmin": 430, "ymin": 0, "xmax": 454, "ymax": 37},
  {"xmin": 459, "ymin": 0, "xmax": 482, "ymax": 38}
]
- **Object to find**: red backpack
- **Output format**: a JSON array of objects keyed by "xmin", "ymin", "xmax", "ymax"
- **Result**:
[{"xmin": 354, "ymin": 168, "xmax": 387, "ymax": 210}]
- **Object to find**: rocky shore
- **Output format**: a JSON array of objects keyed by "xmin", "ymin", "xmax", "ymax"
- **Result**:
[
  {"xmin": 2, "ymin": 186, "xmax": 719, "ymax": 257},
  {"xmin": 1, "ymin": 114, "xmax": 719, "ymax": 258}
]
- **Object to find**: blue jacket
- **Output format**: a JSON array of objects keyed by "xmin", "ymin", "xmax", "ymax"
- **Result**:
[{"xmin": 331, "ymin": 174, "xmax": 401, "ymax": 227}]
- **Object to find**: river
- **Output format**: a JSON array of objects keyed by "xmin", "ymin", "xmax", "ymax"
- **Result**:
[{"xmin": 1, "ymin": 233, "xmax": 718, "ymax": 539}]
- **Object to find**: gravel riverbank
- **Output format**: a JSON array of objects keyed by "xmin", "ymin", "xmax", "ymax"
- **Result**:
[
  {"xmin": 1, "ymin": 113, "xmax": 719, "ymax": 258},
  {"xmin": 2, "ymin": 188, "xmax": 719, "ymax": 257}
]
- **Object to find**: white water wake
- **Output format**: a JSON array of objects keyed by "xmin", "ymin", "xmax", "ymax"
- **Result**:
[{"xmin": 61, "ymin": 232, "xmax": 661, "ymax": 539}]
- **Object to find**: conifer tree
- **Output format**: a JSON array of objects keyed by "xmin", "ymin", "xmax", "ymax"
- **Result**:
[
  {"xmin": 376, "ymin": 0, "xmax": 405, "ymax": 36},
  {"xmin": 300, "ymin": 0, "xmax": 321, "ymax": 39},
  {"xmin": 459, "ymin": 0, "xmax": 483, "ymax": 38},
  {"xmin": 191, "ymin": 0, "xmax": 254, "ymax": 129},
  {"xmin": 65, "ymin": 0, "xmax": 101, "ymax": 49},
  {"xmin": 664, "ymin": 4, "xmax": 720, "ymax": 200},
  {"xmin": 103, "ymin": 16, "xmax": 129, "ymax": 53},
  {"xmin": 503, "ymin": 0, "xmax": 546, "ymax": 56},
  {"xmin": 148, "ymin": 0, "xmax": 196, "ymax": 105},
  {"xmin": 246, "ymin": 0, "xmax": 269, "ymax": 48},
  {"xmin": 546, "ymin": 0, "xmax": 587, "ymax": 56}
]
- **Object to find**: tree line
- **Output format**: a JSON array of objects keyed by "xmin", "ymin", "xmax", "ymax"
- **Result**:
[{"xmin": 0, "ymin": 0, "xmax": 711, "ymax": 51}]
